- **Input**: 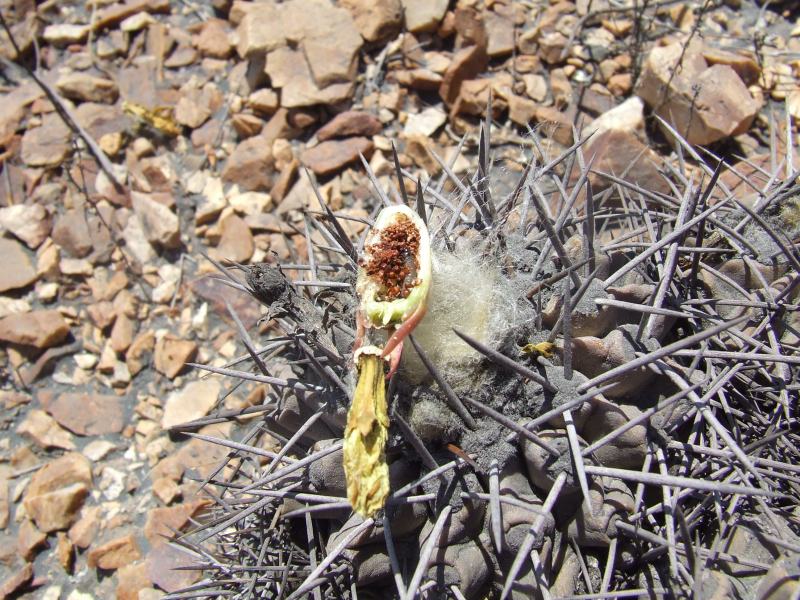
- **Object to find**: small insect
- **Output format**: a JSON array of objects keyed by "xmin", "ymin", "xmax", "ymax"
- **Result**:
[{"xmin": 122, "ymin": 101, "xmax": 182, "ymax": 137}]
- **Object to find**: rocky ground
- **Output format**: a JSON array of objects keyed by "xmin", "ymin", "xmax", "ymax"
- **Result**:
[{"xmin": 0, "ymin": 0, "xmax": 798, "ymax": 598}]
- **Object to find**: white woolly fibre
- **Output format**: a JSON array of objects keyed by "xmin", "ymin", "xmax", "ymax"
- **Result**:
[{"xmin": 400, "ymin": 240, "xmax": 526, "ymax": 385}]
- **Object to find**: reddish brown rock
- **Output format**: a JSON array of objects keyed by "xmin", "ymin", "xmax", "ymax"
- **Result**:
[
  {"xmin": 585, "ymin": 129, "xmax": 670, "ymax": 196},
  {"xmin": 56, "ymin": 72, "xmax": 119, "ymax": 104},
  {"xmin": 194, "ymin": 19, "xmax": 232, "ymax": 59},
  {"xmin": 146, "ymin": 541, "xmax": 202, "ymax": 593},
  {"xmin": 439, "ymin": 11, "xmax": 489, "ymax": 106},
  {"xmin": 110, "ymin": 313, "xmax": 136, "ymax": 354},
  {"xmin": 56, "ymin": 532, "xmax": 75, "ymax": 573},
  {"xmin": 40, "ymin": 392, "xmax": 126, "ymax": 436},
  {"xmin": 23, "ymin": 452, "xmax": 92, "ymax": 532},
  {"xmin": 0, "ymin": 238, "xmax": 37, "ymax": 292},
  {"xmin": 535, "ymin": 106, "xmax": 574, "ymax": 146},
  {"xmin": 154, "ymin": 335, "xmax": 197, "ymax": 379},
  {"xmin": 144, "ymin": 500, "xmax": 211, "ymax": 547},
  {"xmin": 68, "ymin": 506, "xmax": 102, "ymax": 549},
  {"xmin": 401, "ymin": 0, "xmax": 448, "ymax": 32},
  {"xmin": 301, "ymin": 137, "xmax": 373, "ymax": 176},
  {"xmin": 17, "ymin": 409, "xmax": 76, "ymax": 450},
  {"xmin": 117, "ymin": 562, "xmax": 152, "ymax": 600},
  {"xmin": 316, "ymin": 110, "xmax": 382, "ymax": 141},
  {"xmin": 0, "ymin": 563, "xmax": 33, "ymax": 598},
  {"xmin": 340, "ymin": 0, "xmax": 401, "ymax": 42},
  {"xmin": 212, "ymin": 214, "xmax": 254, "ymax": 263},
  {"xmin": 18, "ymin": 518, "xmax": 47, "ymax": 561},
  {"xmin": 131, "ymin": 191, "xmax": 181, "ymax": 249},
  {"xmin": 52, "ymin": 209, "xmax": 93, "ymax": 258},
  {"xmin": 0, "ymin": 309, "xmax": 69, "ymax": 348},
  {"xmin": 21, "ymin": 113, "xmax": 71, "ymax": 167},
  {"xmin": 88, "ymin": 533, "xmax": 142, "ymax": 570},
  {"xmin": 221, "ymin": 134, "xmax": 275, "ymax": 191}
]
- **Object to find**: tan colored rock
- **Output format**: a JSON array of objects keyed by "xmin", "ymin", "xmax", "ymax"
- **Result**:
[
  {"xmin": 0, "ymin": 204, "xmax": 51, "ymax": 248},
  {"xmin": 222, "ymin": 135, "xmax": 275, "ymax": 191},
  {"xmin": 301, "ymin": 137, "xmax": 373, "ymax": 176},
  {"xmin": 127, "ymin": 330, "xmax": 156, "ymax": 377},
  {"xmin": 0, "ymin": 238, "xmax": 37, "ymax": 292},
  {"xmin": 23, "ymin": 452, "xmax": 92, "ymax": 532},
  {"xmin": 110, "ymin": 313, "xmax": 136, "ymax": 354},
  {"xmin": 535, "ymin": 106, "xmax": 573, "ymax": 146},
  {"xmin": 238, "ymin": 0, "xmax": 362, "ymax": 89},
  {"xmin": 88, "ymin": 533, "xmax": 142, "ymax": 570},
  {"xmin": 146, "ymin": 541, "xmax": 202, "ymax": 593},
  {"xmin": 265, "ymin": 45, "xmax": 355, "ymax": 109},
  {"xmin": 144, "ymin": 500, "xmax": 211, "ymax": 547},
  {"xmin": 508, "ymin": 94, "xmax": 538, "ymax": 126},
  {"xmin": 247, "ymin": 89, "xmax": 279, "ymax": 116},
  {"xmin": 194, "ymin": 19, "xmax": 232, "ymax": 59},
  {"xmin": 56, "ymin": 73, "xmax": 119, "ymax": 104},
  {"xmin": 0, "ymin": 465, "xmax": 8, "ymax": 530},
  {"xmin": 52, "ymin": 209, "xmax": 92, "ymax": 258},
  {"xmin": 21, "ymin": 113, "xmax": 71, "ymax": 167},
  {"xmin": 18, "ymin": 518, "xmax": 48, "ymax": 560},
  {"xmin": 131, "ymin": 192, "xmax": 181, "ymax": 249},
  {"xmin": 584, "ymin": 129, "xmax": 669, "ymax": 196},
  {"xmin": 43, "ymin": 23, "xmax": 90, "ymax": 44},
  {"xmin": 439, "ymin": 13, "xmax": 489, "ymax": 106},
  {"xmin": 117, "ymin": 562, "xmax": 152, "ymax": 600},
  {"xmin": 607, "ymin": 72, "xmax": 632, "ymax": 96},
  {"xmin": 636, "ymin": 41, "xmax": 759, "ymax": 145},
  {"xmin": 702, "ymin": 47, "xmax": 760, "ymax": 86},
  {"xmin": 340, "ymin": 0, "xmax": 401, "ymax": 42},
  {"xmin": 154, "ymin": 335, "xmax": 197, "ymax": 379},
  {"xmin": 403, "ymin": 106, "xmax": 447, "ymax": 137},
  {"xmin": 317, "ymin": 111, "xmax": 382, "ymax": 141},
  {"xmin": 0, "ymin": 563, "xmax": 33, "ymax": 598},
  {"xmin": 161, "ymin": 379, "xmax": 221, "ymax": 429},
  {"xmin": 485, "ymin": 9, "xmax": 515, "ymax": 57},
  {"xmin": 41, "ymin": 392, "xmax": 126, "ymax": 436},
  {"xmin": 18, "ymin": 409, "xmax": 76, "ymax": 450},
  {"xmin": 152, "ymin": 477, "xmax": 181, "ymax": 505},
  {"xmin": 212, "ymin": 214, "xmax": 254, "ymax": 263},
  {"xmin": 0, "ymin": 308, "xmax": 69, "ymax": 348},
  {"xmin": 584, "ymin": 96, "xmax": 645, "ymax": 139},
  {"xmin": 56, "ymin": 532, "xmax": 75, "ymax": 572},
  {"xmin": 68, "ymin": 505, "xmax": 102, "ymax": 549},
  {"xmin": 401, "ymin": 0, "xmax": 448, "ymax": 32}
]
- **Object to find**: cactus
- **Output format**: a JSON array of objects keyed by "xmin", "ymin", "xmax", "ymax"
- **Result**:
[{"xmin": 166, "ymin": 116, "xmax": 800, "ymax": 600}]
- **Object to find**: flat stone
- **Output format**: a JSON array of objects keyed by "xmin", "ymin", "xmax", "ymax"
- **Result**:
[
  {"xmin": 18, "ymin": 518, "xmax": 48, "ymax": 560},
  {"xmin": 340, "ymin": 0, "xmax": 401, "ymax": 42},
  {"xmin": 18, "ymin": 409, "xmax": 76, "ymax": 451},
  {"xmin": 174, "ymin": 89, "xmax": 213, "ymax": 129},
  {"xmin": 301, "ymin": 137, "xmax": 373, "ymax": 176},
  {"xmin": 403, "ymin": 106, "xmax": 447, "ymax": 137},
  {"xmin": 0, "ymin": 563, "xmax": 33, "ymax": 598},
  {"xmin": 23, "ymin": 452, "xmax": 91, "ymax": 532},
  {"xmin": 485, "ymin": 9, "xmax": 515, "ymax": 57},
  {"xmin": 265, "ymin": 45, "xmax": 355, "ymax": 108},
  {"xmin": 212, "ymin": 214, "xmax": 254, "ymax": 263},
  {"xmin": 401, "ymin": 0, "xmax": 448, "ymax": 32},
  {"xmin": 0, "ymin": 238, "xmax": 37, "ymax": 292},
  {"xmin": 247, "ymin": 89, "xmax": 279, "ymax": 116},
  {"xmin": 0, "ymin": 204, "xmax": 50, "ymax": 248},
  {"xmin": 161, "ymin": 379, "xmax": 221, "ymax": 429},
  {"xmin": 535, "ymin": 106, "xmax": 574, "ymax": 146},
  {"xmin": 636, "ymin": 41, "xmax": 759, "ymax": 145},
  {"xmin": 154, "ymin": 335, "xmax": 197, "ymax": 379},
  {"xmin": 221, "ymin": 135, "xmax": 275, "ymax": 191},
  {"xmin": 116, "ymin": 562, "xmax": 152, "ymax": 600},
  {"xmin": 131, "ymin": 192, "xmax": 181, "ymax": 249},
  {"xmin": 56, "ymin": 73, "xmax": 119, "ymax": 104},
  {"xmin": 40, "ymin": 392, "xmax": 126, "ymax": 436},
  {"xmin": 0, "ymin": 309, "xmax": 69, "ymax": 348},
  {"xmin": 21, "ymin": 112, "xmax": 71, "ymax": 167},
  {"xmin": 584, "ymin": 96, "xmax": 645, "ymax": 138},
  {"xmin": 317, "ymin": 110, "xmax": 382, "ymax": 141},
  {"xmin": 68, "ymin": 506, "xmax": 102, "ymax": 549},
  {"xmin": 87, "ymin": 533, "xmax": 142, "ymax": 570},
  {"xmin": 194, "ymin": 19, "xmax": 232, "ymax": 59},
  {"xmin": 43, "ymin": 23, "xmax": 89, "ymax": 44},
  {"xmin": 144, "ymin": 500, "xmax": 210, "ymax": 547},
  {"xmin": 585, "ymin": 129, "xmax": 669, "ymax": 195},
  {"xmin": 146, "ymin": 541, "xmax": 202, "ymax": 593},
  {"xmin": 52, "ymin": 209, "xmax": 93, "ymax": 258}
]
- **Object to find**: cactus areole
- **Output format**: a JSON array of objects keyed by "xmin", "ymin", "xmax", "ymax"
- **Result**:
[{"xmin": 344, "ymin": 204, "xmax": 432, "ymax": 518}]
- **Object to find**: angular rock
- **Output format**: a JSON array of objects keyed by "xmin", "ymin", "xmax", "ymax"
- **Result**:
[
  {"xmin": 154, "ymin": 335, "xmax": 197, "ymax": 379},
  {"xmin": 116, "ymin": 562, "xmax": 152, "ymax": 600},
  {"xmin": 23, "ymin": 452, "xmax": 92, "ymax": 532},
  {"xmin": 340, "ymin": 0, "xmax": 402, "ymax": 42},
  {"xmin": 194, "ymin": 19, "xmax": 232, "ymax": 59},
  {"xmin": 222, "ymin": 135, "xmax": 275, "ymax": 191},
  {"xmin": 212, "ymin": 214, "xmax": 254, "ymax": 263},
  {"xmin": 301, "ymin": 137, "xmax": 373, "ymax": 176},
  {"xmin": 0, "ymin": 563, "xmax": 33, "ymax": 598},
  {"xmin": 636, "ymin": 41, "xmax": 760, "ymax": 145},
  {"xmin": 56, "ymin": 532, "xmax": 75, "ymax": 572},
  {"xmin": 584, "ymin": 96, "xmax": 645, "ymax": 139},
  {"xmin": 162, "ymin": 379, "xmax": 221, "ymax": 429},
  {"xmin": 247, "ymin": 89, "xmax": 279, "ymax": 116},
  {"xmin": 43, "ymin": 23, "xmax": 89, "ymax": 45},
  {"xmin": 18, "ymin": 518, "xmax": 48, "ymax": 560},
  {"xmin": 584, "ymin": 129, "xmax": 669, "ymax": 196},
  {"xmin": 403, "ymin": 106, "xmax": 447, "ymax": 137},
  {"xmin": 56, "ymin": 73, "xmax": 119, "ymax": 104},
  {"xmin": 174, "ymin": 94, "xmax": 212, "ymax": 129},
  {"xmin": 265, "ymin": 45, "xmax": 355, "ymax": 108},
  {"xmin": 0, "ymin": 204, "xmax": 51, "ymax": 248},
  {"xmin": 68, "ymin": 506, "xmax": 102, "ymax": 549},
  {"xmin": 131, "ymin": 192, "xmax": 181, "ymax": 249},
  {"xmin": 40, "ymin": 392, "xmax": 126, "ymax": 436},
  {"xmin": 146, "ymin": 541, "xmax": 202, "ymax": 593},
  {"xmin": 317, "ymin": 111, "xmax": 382, "ymax": 141},
  {"xmin": 87, "ymin": 534, "xmax": 141, "ymax": 570},
  {"xmin": 52, "ymin": 209, "xmax": 93, "ymax": 258},
  {"xmin": 21, "ymin": 113, "xmax": 71, "ymax": 167},
  {"xmin": 401, "ymin": 0, "xmax": 449, "ymax": 32},
  {"xmin": 535, "ymin": 106, "xmax": 574, "ymax": 146},
  {"xmin": 439, "ymin": 12, "xmax": 489, "ymax": 106},
  {"xmin": 144, "ymin": 500, "xmax": 210, "ymax": 547},
  {"xmin": 0, "ymin": 309, "xmax": 69, "ymax": 348},
  {"xmin": 0, "ymin": 238, "xmax": 37, "ymax": 292},
  {"xmin": 485, "ymin": 8, "xmax": 515, "ymax": 57},
  {"xmin": 18, "ymin": 409, "xmax": 76, "ymax": 451}
]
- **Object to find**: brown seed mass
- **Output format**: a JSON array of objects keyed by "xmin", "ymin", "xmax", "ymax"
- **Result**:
[{"xmin": 363, "ymin": 213, "xmax": 421, "ymax": 301}]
